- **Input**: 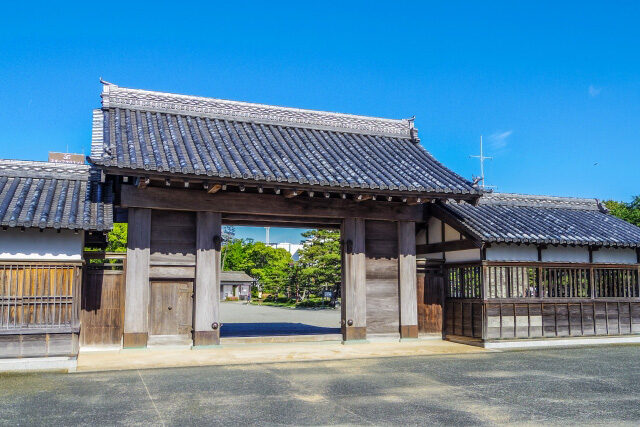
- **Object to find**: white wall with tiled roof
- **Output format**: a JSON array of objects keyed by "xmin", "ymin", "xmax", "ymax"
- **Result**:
[{"xmin": 0, "ymin": 228, "xmax": 83, "ymax": 261}]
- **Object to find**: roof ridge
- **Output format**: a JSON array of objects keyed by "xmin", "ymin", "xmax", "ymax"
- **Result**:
[
  {"xmin": 0, "ymin": 159, "xmax": 91, "ymax": 180},
  {"xmin": 487, "ymin": 191, "xmax": 597, "ymax": 202},
  {"xmin": 100, "ymin": 83, "xmax": 415, "ymax": 138}
]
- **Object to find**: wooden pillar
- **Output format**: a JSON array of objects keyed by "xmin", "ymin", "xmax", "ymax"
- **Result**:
[
  {"xmin": 123, "ymin": 208, "xmax": 151, "ymax": 348},
  {"xmin": 193, "ymin": 211, "xmax": 222, "ymax": 346},
  {"xmin": 341, "ymin": 218, "xmax": 367, "ymax": 341},
  {"xmin": 398, "ymin": 221, "xmax": 418, "ymax": 338}
]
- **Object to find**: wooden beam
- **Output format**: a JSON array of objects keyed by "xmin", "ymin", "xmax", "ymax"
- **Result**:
[
  {"xmin": 406, "ymin": 197, "xmax": 426, "ymax": 205},
  {"xmin": 341, "ymin": 218, "xmax": 367, "ymax": 341},
  {"xmin": 355, "ymin": 194, "xmax": 373, "ymax": 202},
  {"xmin": 416, "ymin": 239, "xmax": 480, "ymax": 254},
  {"xmin": 137, "ymin": 177, "xmax": 149, "ymax": 189},
  {"xmin": 398, "ymin": 221, "xmax": 418, "ymax": 338},
  {"xmin": 121, "ymin": 185, "xmax": 425, "ymax": 221},
  {"xmin": 207, "ymin": 184, "xmax": 222, "ymax": 194},
  {"xmin": 193, "ymin": 212, "xmax": 221, "ymax": 346},
  {"xmin": 283, "ymin": 189, "xmax": 299, "ymax": 198},
  {"xmin": 223, "ymin": 220, "xmax": 339, "ymax": 229},
  {"xmin": 123, "ymin": 208, "xmax": 151, "ymax": 348},
  {"xmin": 222, "ymin": 213, "xmax": 341, "ymax": 225}
]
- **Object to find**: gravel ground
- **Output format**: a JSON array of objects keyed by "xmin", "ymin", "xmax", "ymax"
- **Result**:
[
  {"xmin": 219, "ymin": 301, "xmax": 341, "ymax": 336},
  {"xmin": 2, "ymin": 345, "xmax": 640, "ymax": 425}
]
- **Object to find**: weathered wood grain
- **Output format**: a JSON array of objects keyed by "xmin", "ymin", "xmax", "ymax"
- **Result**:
[
  {"xmin": 341, "ymin": 218, "xmax": 366, "ymax": 340},
  {"xmin": 398, "ymin": 221, "xmax": 418, "ymax": 338},
  {"xmin": 193, "ymin": 211, "xmax": 221, "ymax": 346},
  {"xmin": 123, "ymin": 208, "xmax": 151, "ymax": 347},
  {"xmin": 121, "ymin": 185, "xmax": 424, "ymax": 221},
  {"xmin": 365, "ymin": 220, "xmax": 399, "ymax": 335}
]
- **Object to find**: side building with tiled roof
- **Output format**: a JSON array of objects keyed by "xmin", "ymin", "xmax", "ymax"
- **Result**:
[
  {"xmin": 0, "ymin": 158, "xmax": 113, "ymax": 366},
  {"xmin": 0, "ymin": 159, "xmax": 113, "ymax": 261},
  {"xmin": 417, "ymin": 192, "xmax": 640, "ymax": 348}
]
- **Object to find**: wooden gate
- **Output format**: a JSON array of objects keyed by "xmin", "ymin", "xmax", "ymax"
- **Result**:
[
  {"xmin": 80, "ymin": 252, "xmax": 126, "ymax": 346},
  {"xmin": 149, "ymin": 281, "xmax": 193, "ymax": 336},
  {"xmin": 418, "ymin": 263, "xmax": 445, "ymax": 334}
]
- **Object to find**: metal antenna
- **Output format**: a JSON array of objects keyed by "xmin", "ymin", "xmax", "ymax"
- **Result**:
[{"xmin": 470, "ymin": 136, "xmax": 495, "ymax": 189}]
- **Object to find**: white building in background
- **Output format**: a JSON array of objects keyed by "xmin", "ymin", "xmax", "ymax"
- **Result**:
[{"xmin": 267, "ymin": 242, "xmax": 303, "ymax": 261}]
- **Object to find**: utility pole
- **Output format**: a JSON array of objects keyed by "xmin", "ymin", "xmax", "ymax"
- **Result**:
[
  {"xmin": 470, "ymin": 136, "xmax": 494, "ymax": 189},
  {"xmin": 265, "ymin": 227, "xmax": 270, "ymax": 245}
]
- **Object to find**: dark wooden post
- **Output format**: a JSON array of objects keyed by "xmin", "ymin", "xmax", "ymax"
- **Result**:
[
  {"xmin": 398, "ymin": 221, "xmax": 418, "ymax": 339},
  {"xmin": 193, "ymin": 212, "xmax": 222, "ymax": 346},
  {"xmin": 123, "ymin": 207, "xmax": 151, "ymax": 348},
  {"xmin": 341, "ymin": 218, "xmax": 367, "ymax": 341}
]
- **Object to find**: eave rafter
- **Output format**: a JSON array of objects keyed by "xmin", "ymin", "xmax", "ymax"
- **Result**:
[{"xmin": 101, "ymin": 167, "xmax": 480, "ymax": 206}]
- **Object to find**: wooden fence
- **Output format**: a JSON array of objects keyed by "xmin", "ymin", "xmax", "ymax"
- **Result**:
[
  {"xmin": 0, "ymin": 261, "xmax": 81, "ymax": 332},
  {"xmin": 80, "ymin": 252, "xmax": 126, "ymax": 346},
  {"xmin": 445, "ymin": 261, "xmax": 640, "ymax": 340},
  {"xmin": 446, "ymin": 262, "xmax": 640, "ymax": 301}
]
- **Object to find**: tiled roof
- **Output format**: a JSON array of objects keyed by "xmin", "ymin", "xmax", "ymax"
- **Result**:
[
  {"xmin": 0, "ymin": 159, "xmax": 113, "ymax": 231},
  {"xmin": 442, "ymin": 192, "xmax": 640, "ymax": 247},
  {"xmin": 220, "ymin": 271, "xmax": 255, "ymax": 283},
  {"xmin": 90, "ymin": 84, "xmax": 479, "ymax": 196}
]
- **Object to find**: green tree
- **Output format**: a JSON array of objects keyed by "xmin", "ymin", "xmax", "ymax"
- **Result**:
[
  {"xmin": 222, "ymin": 238, "xmax": 250, "ymax": 271},
  {"xmin": 297, "ymin": 229, "xmax": 341, "ymax": 297},
  {"xmin": 243, "ymin": 242, "xmax": 293, "ymax": 294},
  {"xmin": 604, "ymin": 196, "xmax": 640, "ymax": 227},
  {"xmin": 106, "ymin": 223, "xmax": 127, "ymax": 252}
]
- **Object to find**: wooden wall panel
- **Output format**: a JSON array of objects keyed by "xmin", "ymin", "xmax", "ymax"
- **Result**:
[
  {"xmin": 80, "ymin": 270, "xmax": 124, "ymax": 346},
  {"xmin": 341, "ymin": 218, "xmax": 367, "ymax": 340},
  {"xmin": 594, "ymin": 303, "xmax": 608, "ymax": 335},
  {"xmin": 0, "ymin": 333, "xmax": 76, "ymax": 358},
  {"xmin": 449, "ymin": 301, "xmax": 640, "ymax": 341},
  {"xmin": 418, "ymin": 274, "xmax": 444, "ymax": 334},
  {"xmin": 365, "ymin": 220, "xmax": 399, "ymax": 335},
  {"xmin": 631, "ymin": 303, "xmax": 640, "ymax": 333},
  {"xmin": 150, "ymin": 210, "xmax": 196, "ymax": 264}
]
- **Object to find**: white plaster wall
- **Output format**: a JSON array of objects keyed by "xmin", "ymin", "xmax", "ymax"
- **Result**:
[
  {"xmin": 486, "ymin": 244, "xmax": 538, "ymax": 262},
  {"xmin": 0, "ymin": 228, "xmax": 83, "ymax": 261},
  {"xmin": 424, "ymin": 217, "xmax": 444, "ymax": 260},
  {"xmin": 445, "ymin": 249, "xmax": 481, "ymax": 263},
  {"xmin": 542, "ymin": 246, "xmax": 589, "ymax": 263},
  {"xmin": 444, "ymin": 224, "xmax": 461, "ymax": 242},
  {"xmin": 592, "ymin": 248, "xmax": 638, "ymax": 264},
  {"xmin": 427, "ymin": 217, "xmax": 442, "ymax": 244}
]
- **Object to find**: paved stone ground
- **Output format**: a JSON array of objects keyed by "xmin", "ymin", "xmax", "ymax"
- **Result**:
[
  {"xmin": 219, "ymin": 302, "xmax": 341, "ymax": 336},
  {"xmin": 2, "ymin": 345, "xmax": 640, "ymax": 425}
]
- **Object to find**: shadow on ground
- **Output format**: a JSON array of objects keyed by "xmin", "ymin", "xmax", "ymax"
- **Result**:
[{"xmin": 221, "ymin": 322, "xmax": 341, "ymax": 337}]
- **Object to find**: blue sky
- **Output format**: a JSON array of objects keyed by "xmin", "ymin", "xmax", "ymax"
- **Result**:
[{"xmin": 1, "ymin": 1, "xmax": 639, "ymax": 243}]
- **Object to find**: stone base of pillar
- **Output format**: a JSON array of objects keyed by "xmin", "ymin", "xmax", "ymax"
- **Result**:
[
  {"xmin": 342, "ymin": 326, "xmax": 367, "ymax": 341},
  {"xmin": 400, "ymin": 325, "xmax": 419, "ymax": 339},
  {"xmin": 193, "ymin": 330, "xmax": 220, "ymax": 346},
  {"xmin": 123, "ymin": 332, "xmax": 148, "ymax": 348}
]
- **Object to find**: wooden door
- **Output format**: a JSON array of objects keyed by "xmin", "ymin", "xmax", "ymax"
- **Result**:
[
  {"xmin": 418, "ymin": 272, "xmax": 444, "ymax": 334},
  {"xmin": 81, "ymin": 269, "xmax": 125, "ymax": 346},
  {"xmin": 149, "ymin": 281, "xmax": 193, "ymax": 336}
]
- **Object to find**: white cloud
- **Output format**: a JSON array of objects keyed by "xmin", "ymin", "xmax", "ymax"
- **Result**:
[
  {"xmin": 488, "ymin": 130, "xmax": 512, "ymax": 150},
  {"xmin": 588, "ymin": 85, "xmax": 602, "ymax": 98}
]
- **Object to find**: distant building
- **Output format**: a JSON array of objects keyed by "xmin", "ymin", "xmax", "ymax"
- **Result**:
[
  {"xmin": 267, "ymin": 242, "xmax": 303, "ymax": 260},
  {"xmin": 220, "ymin": 271, "xmax": 256, "ymax": 301}
]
